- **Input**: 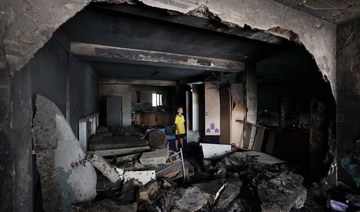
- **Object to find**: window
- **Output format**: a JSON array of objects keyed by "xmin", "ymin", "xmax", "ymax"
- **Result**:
[{"xmin": 152, "ymin": 93, "xmax": 163, "ymax": 107}]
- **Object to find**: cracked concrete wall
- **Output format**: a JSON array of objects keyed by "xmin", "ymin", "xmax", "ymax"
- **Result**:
[
  {"xmin": 1, "ymin": 0, "xmax": 336, "ymax": 96},
  {"xmin": 10, "ymin": 66, "xmax": 33, "ymax": 212},
  {"xmin": 0, "ymin": 1, "xmax": 16, "ymax": 211},
  {"xmin": 1, "ymin": 0, "xmax": 92, "ymax": 73},
  {"xmin": 336, "ymin": 18, "xmax": 360, "ymax": 186}
]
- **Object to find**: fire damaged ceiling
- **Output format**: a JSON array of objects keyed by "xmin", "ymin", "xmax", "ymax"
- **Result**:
[{"xmin": 62, "ymin": 3, "xmax": 298, "ymax": 81}]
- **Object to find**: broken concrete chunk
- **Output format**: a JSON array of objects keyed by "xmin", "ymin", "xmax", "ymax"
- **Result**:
[
  {"xmin": 33, "ymin": 95, "xmax": 97, "ymax": 211},
  {"xmin": 87, "ymin": 153, "xmax": 122, "ymax": 183},
  {"xmin": 119, "ymin": 180, "xmax": 141, "ymax": 204},
  {"xmin": 203, "ymin": 159, "xmax": 216, "ymax": 172},
  {"xmin": 148, "ymin": 130, "xmax": 168, "ymax": 149},
  {"xmin": 226, "ymin": 198, "xmax": 244, "ymax": 212},
  {"xmin": 194, "ymin": 180, "xmax": 224, "ymax": 204},
  {"xmin": 158, "ymin": 190, "xmax": 182, "ymax": 212},
  {"xmin": 161, "ymin": 179, "xmax": 175, "ymax": 189},
  {"xmin": 138, "ymin": 180, "xmax": 159, "ymax": 203},
  {"xmin": 115, "ymin": 153, "xmax": 141, "ymax": 163},
  {"xmin": 140, "ymin": 148, "xmax": 169, "ymax": 165},
  {"xmin": 257, "ymin": 172, "xmax": 307, "ymax": 212},
  {"xmin": 200, "ymin": 143, "xmax": 232, "ymax": 159},
  {"xmin": 133, "ymin": 162, "xmax": 146, "ymax": 170},
  {"xmin": 176, "ymin": 187, "xmax": 208, "ymax": 212},
  {"xmin": 219, "ymin": 151, "xmax": 247, "ymax": 171},
  {"xmin": 215, "ymin": 179, "xmax": 243, "ymax": 210},
  {"xmin": 124, "ymin": 170, "xmax": 156, "ymax": 185}
]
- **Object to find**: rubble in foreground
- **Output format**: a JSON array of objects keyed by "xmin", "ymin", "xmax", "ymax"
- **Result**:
[{"xmin": 70, "ymin": 141, "xmax": 310, "ymax": 212}]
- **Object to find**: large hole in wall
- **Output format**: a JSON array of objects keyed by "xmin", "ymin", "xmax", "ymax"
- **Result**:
[
  {"xmin": 256, "ymin": 45, "xmax": 336, "ymax": 183},
  {"xmin": 15, "ymin": 1, "xmax": 338, "ymax": 210}
]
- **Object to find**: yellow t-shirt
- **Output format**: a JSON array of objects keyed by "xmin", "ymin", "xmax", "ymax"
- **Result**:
[{"xmin": 175, "ymin": 114, "xmax": 186, "ymax": 135}]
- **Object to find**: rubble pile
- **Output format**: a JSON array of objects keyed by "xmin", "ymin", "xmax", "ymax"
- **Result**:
[
  {"xmin": 33, "ymin": 95, "xmax": 360, "ymax": 211},
  {"xmin": 70, "ymin": 142, "xmax": 308, "ymax": 212}
]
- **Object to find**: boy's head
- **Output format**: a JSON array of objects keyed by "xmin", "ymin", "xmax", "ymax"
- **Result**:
[{"xmin": 177, "ymin": 107, "xmax": 183, "ymax": 114}]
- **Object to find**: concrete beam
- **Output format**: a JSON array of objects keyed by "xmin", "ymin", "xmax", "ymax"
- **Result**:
[
  {"xmin": 99, "ymin": 79, "xmax": 176, "ymax": 86},
  {"xmin": 70, "ymin": 42, "xmax": 245, "ymax": 72}
]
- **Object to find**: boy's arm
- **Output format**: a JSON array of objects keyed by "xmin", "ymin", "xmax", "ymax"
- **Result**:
[
  {"xmin": 174, "ymin": 116, "xmax": 179, "ymax": 134},
  {"xmin": 175, "ymin": 123, "xmax": 180, "ymax": 135}
]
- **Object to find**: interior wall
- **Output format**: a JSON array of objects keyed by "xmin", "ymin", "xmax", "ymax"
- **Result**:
[
  {"xmin": 131, "ymin": 85, "xmax": 171, "ymax": 106},
  {"xmin": 31, "ymin": 31, "xmax": 68, "ymax": 115},
  {"xmin": 30, "ymin": 31, "xmax": 99, "ymax": 138},
  {"xmin": 10, "ymin": 63, "xmax": 33, "ymax": 211},
  {"xmin": 99, "ymin": 84, "xmax": 132, "ymax": 126},
  {"xmin": 68, "ymin": 56, "xmax": 99, "ymax": 137}
]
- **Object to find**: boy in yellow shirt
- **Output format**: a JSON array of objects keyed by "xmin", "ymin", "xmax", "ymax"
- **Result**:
[{"xmin": 174, "ymin": 106, "xmax": 185, "ymax": 151}]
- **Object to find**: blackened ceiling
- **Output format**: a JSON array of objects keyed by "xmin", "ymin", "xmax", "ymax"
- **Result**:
[{"xmin": 61, "ymin": 3, "xmax": 313, "ymax": 83}]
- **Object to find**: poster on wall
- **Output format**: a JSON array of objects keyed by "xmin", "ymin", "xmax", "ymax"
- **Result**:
[{"xmin": 205, "ymin": 81, "xmax": 220, "ymax": 136}]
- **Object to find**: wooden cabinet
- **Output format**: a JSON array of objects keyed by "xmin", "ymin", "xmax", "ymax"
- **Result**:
[{"xmin": 139, "ymin": 113, "xmax": 172, "ymax": 127}]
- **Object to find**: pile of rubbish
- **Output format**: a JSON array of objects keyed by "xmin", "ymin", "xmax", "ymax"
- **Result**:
[
  {"xmin": 69, "ymin": 141, "xmax": 310, "ymax": 212},
  {"xmin": 32, "ymin": 95, "xmax": 360, "ymax": 212}
]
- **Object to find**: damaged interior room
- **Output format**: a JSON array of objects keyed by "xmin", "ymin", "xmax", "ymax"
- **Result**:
[{"xmin": 1, "ymin": 0, "xmax": 360, "ymax": 211}]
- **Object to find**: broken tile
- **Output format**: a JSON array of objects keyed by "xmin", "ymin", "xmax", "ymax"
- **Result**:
[
  {"xmin": 139, "ymin": 148, "xmax": 169, "ymax": 165},
  {"xmin": 87, "ymin": 153, "xmax": 122, "ymax": 183},
  {"xmin": 124, "ymin": 170, "xmax": 156, "ymax": 185}
]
